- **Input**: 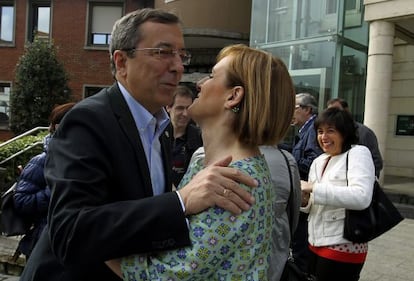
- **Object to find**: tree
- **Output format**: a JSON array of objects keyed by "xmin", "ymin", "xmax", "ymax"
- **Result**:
[{"xmin": 10, "ymin": 36, "xmax": 71, "ymax": 134}]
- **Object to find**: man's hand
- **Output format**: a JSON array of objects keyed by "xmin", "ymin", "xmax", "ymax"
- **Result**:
[{"xmin": 178, "ymin": 156, "xmax": 257, "ymax": 216}]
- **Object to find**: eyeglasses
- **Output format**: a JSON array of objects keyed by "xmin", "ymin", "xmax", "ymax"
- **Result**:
[
  {"xmin": 295, "ymin": 104, "xmax": 308, "ymax": 109},
  {"xmin": 122, "ymin": 47, "xmax": 191, "ymax": 66}
]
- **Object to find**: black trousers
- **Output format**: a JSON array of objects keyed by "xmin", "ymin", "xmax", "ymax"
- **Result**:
[
  {"xmin": 308, "ymin": 250, "xmax": 365, "ymax": 281},
  {"xmin": 292, "ymin": 212, "xmax": 310, "ymax": 273}
]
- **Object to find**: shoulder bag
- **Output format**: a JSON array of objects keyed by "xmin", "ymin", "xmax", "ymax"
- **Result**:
[
  {"xmin": 343, "ymin": 152, "xmax": 404, "ymax": 243},
  {"xmin": 1, "ymin": 182, "xmax": 33, "ymax": 236}
]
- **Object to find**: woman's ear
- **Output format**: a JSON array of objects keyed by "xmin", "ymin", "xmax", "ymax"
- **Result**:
[{"xmin": 225, "ymin": 86, "xmax": 244, "ymax": 109}]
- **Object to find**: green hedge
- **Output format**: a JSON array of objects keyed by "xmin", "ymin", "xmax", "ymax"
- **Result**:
[{"xmin": 0, "ymin": 131, "xmax": 48, "ymax": 192}]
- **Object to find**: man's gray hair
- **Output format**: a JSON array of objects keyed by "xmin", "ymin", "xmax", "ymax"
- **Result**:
[
  {"xmin": 109, "ymin": 8, "xmax": 181, "ymax": 77},
  {"xmin": 296, "ymin": 93, "xmax": 318, "ymax": 114}
]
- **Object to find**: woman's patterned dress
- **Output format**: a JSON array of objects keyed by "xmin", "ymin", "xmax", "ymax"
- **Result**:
[{"xmin": 121, "ymin": 155, "xmax": 275, "ymax": 281}]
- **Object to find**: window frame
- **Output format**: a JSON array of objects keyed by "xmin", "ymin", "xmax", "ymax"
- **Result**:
[
  {"xmin": 0, "ymin": 1, "xmax": 16, "ymax": 46},
  {"xmin": 0, "ymin": 81, "xmax": 12, "ymax": 128},
  {"xmin": 86, "ymin": 1, "xmax": 124, "ymax": 49},
  {"xmin": 27, "ymin": 0, "xmax": 52, "ymax": 42},
  {"xmin": 83, "ymin": 84, "xmax": 109, "ymax": 98}
]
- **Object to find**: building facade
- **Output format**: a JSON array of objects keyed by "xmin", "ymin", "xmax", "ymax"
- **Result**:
[
  {"xmin": 155, "ymin": 0, "xmax": 251, "ymax": 87},
  {"xmin": 1, "ymin": 0, "xmax": 412, "ymax": 179},
  {"xmin": 364, "ymin": 0, "xmax": 414, "ymax": 178},
  {"xmin": 0, "ymin": 0, "xmax": 249, "ymax": 130},
  {"xmin": 0, "ymin": 0, "xmax": 154, "ymax": 109},
  {"xmin": 250, "ymin": 0, "xmax": 414, "ymax": 179}
]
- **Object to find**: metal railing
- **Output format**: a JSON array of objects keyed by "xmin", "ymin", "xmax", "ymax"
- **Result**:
[{"xmin": 0, "ymin": 127, "xmax": 48, "ymax": 165}]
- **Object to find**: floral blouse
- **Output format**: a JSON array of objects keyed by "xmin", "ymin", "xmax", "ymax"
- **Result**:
[{"xmin": 120, "ymin": 154, "xmax": 275, "ymax": 281}]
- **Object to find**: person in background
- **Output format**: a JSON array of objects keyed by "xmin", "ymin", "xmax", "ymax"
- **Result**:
[
  {"xmin": 166, "ymin": 85, "xmax": 202, "ymax": 187},
  {"xmin": 20, "ymin": 9, "xmax": 257, "ymax": 281},
  {"xmin": 13, "ymin": 102, "xmax": 75, "ymax": 259},
  {"xmin": 301, "ymin": 107, "xmax": 375, "ymax": 281},
  {"xmin": 327, "ymin": 98, "xmax": 383, "ymax": 178},
  {"xmin": 260, "ymin": 146, "xmax": 301, "ymax": 281},
  {"xmin": 105, "ymin": 44, "xmax": 296, "ymax": 280},
  {"xmin": 291, "ymin": 92, "xmax": 323, "ymax": 273},
  {"xmin": 292, "ymin": 93, "xmax": 323, "ymax": 180}
]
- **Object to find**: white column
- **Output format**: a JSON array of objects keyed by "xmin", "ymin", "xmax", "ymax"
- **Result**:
[{"xmin": 364, "ymin": 20, "xmax": 394, "ymax": 180}]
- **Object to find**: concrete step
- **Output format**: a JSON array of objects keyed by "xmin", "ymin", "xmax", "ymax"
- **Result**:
[{"xmin": 0, "ymin": 254, "xmax": 24, "ymax": 276}]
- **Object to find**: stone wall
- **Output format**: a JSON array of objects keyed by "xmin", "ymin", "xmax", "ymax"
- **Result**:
[{"xmin": 385, "ymin": 43, "xmax": 414, "ymax": 178}]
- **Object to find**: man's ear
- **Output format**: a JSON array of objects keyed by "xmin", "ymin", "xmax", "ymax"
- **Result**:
[
  {"xmin": 305, "ymin": 106, "xmax": 313, "ymax": 115},
  {"xmin": 225, "ymin": 86, "xmax": 244, "ymax": 109},
  {"xmin": 113, "ymin": 50, "xmax": 127, "ymax": 76}
]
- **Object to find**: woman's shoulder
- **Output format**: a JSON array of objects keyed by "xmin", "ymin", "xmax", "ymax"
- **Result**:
[
  {"xmin": 231, "ymin": 155, "xmax": 271, "ymax": 182},
  {"xmin": 21, "ymin": 152, "xmax": 47, "ymax": 173},
  {"xmin": 30, "ymin": 151, "xmax": 47, "ymax": 163},
  {"xmin": 313, "ymin": 152, "xmax": 330, "ymax": 163},
  {"xmin": 349, "ymin": 145, "xmax": 371, "ymax": 157}
]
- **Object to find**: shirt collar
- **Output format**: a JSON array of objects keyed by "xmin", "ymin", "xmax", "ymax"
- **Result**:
[
  {"xmin": 117, "ymin": 82, "xmax": 170, "ymax": 135},
  {"xmin": 299, "ymin": 114, "xmax": 317, "ymax": 134}
]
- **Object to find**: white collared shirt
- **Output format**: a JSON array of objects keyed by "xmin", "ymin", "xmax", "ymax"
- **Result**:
[{"xmin": 118, "ymin": 82, "xmax": 169, "ymax": 195}]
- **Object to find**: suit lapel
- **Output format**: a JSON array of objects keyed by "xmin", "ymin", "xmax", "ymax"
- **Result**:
[
  {"xmin": 160, "ymin": 124, "xmax": 173, "ymax": 192},
  {"xmin": 107, "ymin": 84, "xmax": 154, "ymax": 196}
]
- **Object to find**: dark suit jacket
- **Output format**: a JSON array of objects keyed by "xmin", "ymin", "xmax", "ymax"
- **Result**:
[
  {"xmin": 20, "ymin": 84, "xmax": 191, "ymax": 281},
  {"xmin": 356, "ymin": 122, "xmax": 383, "ymax": 178}
]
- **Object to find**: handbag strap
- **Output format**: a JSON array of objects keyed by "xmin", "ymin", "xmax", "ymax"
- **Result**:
[
  {"xmin": 345, "ymin": 151, "xmax": 349, "ymax": 186},
  {"xmin": 278, "ymin": 148, "xmax": 294, "ymax": 237}
]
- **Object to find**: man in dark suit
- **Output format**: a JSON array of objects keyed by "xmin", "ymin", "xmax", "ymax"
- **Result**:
[
  {"xmin": 291, "ymin": 93, "xmax": 323, "ymax": 273},
  {"xmin": 327, "ymin": 98, "xmax": 383, "ymax": 178},
  {"xmin": 20, "ymin": 8, "xmax": 256, "ymax": 281}
]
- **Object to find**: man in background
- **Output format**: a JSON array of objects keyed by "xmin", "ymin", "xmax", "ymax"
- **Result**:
[
  {"xmin": 166, "ymin": 85, "xmax": 202, "ymax": 187},
  {"xmin": 327, "ymin": 98, "xmax": 383, "ymax": 178}
]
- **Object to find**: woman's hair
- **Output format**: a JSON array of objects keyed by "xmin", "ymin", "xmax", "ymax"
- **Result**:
[
  {"xmin": 314, "ymin": 107, "xmax": 358, "ymax": 153},
  {"xmin": 49, "ymin": 102, "xmax": 76, "ymax": 133},
  {"xmin": 109, "ymin": 8, "xmax": 181, "ymax": 77},
  {"xmin": 216, "ymin": 44, "xmax": 295, "ymax": 146}
]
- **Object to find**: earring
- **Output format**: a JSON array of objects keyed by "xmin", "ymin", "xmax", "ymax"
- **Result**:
[{"xmin": 231, "ymin": 106, "xmax": 240, "ymax": 113}]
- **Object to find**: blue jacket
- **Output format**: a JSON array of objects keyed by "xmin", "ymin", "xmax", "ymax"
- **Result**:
[
  {"xmin": 292, "ymin": 115, "xmax": 323, "ymax": 180},
  {"xmin": 14, "ymin": 148, "xmax": 51, "ymax": 256}
]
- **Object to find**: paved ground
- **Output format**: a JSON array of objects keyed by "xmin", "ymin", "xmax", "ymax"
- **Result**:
[
  {"xmin": 0, "ymin": 274, "xmax": 18, "ymax": 281},
  {"xmin": 360, "ymin": 218, "xmax": 414, "ymax": 281},
  {"xmin": 0, "ymin": 219, "xmax": 412, "ymax": 280},
  {"xmin": 0, "ymin": 176, "xmax": 412, "ymax": 280}
]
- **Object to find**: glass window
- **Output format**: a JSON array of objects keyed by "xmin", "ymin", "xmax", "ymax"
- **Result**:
[
  {"xmin": 0, "ymin": 82, "xmax": 11, "ymax": 127},
  {"xmin": 325, "ymin": 0, "xmax": 338, "ymax": 15},
  {"xmin": 84, "ymin": 86, "xmax": 106, "ymax": 98},
  {"xmin": 344, "ymin": 0, "xmax": 362, "ymax": 28},
  {"xmin": 88, "ymin": 3, "xmax": 123, "ymax": 46},
  {"xmin": 262, "ymin": 40, "xmax": 335, "ymax": 112},
  {"xmin": 0, "ymin": 2, "xmax": 14, "ymax": 45},
  {"xmin": 250, "ymin": 0, "xmax": 338, "ymax": 46},
  {"xmin": 338, "ymin": 45, "xmax": 367, "ymax": 122},
  {"xmin": 263, "ymin": 40, "xmax": 336, "ymax": 71},
  {"xmin": 28, "ymin": 1, "xmax": 51, "ymax": 42}
]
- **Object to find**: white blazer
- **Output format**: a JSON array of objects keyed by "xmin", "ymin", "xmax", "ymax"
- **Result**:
[{"xmin": 302, "ymin": 145, "xmax": 375, "ymax": 246}]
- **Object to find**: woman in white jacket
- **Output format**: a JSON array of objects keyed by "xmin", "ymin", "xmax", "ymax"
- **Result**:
[{"xmin": 301, "ymin": 107, "xmax": 375, "ymax": 281}]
